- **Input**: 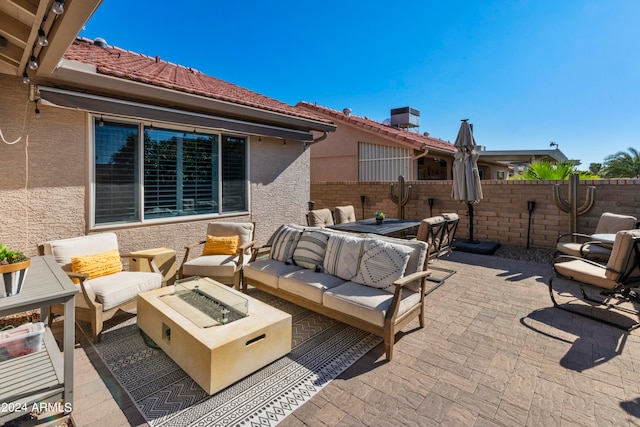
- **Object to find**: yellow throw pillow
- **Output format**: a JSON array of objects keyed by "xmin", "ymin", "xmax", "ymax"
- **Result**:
[
  {"xmin": 202, "ymin": 235, "xmax": 239, "ymax": 255},
  {"xmin": 71, "ymin": 249, "xmax": 122, "ymax": 284}
]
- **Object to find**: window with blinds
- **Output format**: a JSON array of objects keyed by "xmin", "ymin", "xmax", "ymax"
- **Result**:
[
  {"xmin": 358, "ymin": 142, "xmax": 411, "ymax": 181},
  {"xmin": 93, "ymin": 119, "xmax": 246, "ymax": 226}
]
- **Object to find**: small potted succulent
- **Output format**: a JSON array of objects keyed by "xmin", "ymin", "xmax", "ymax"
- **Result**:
[
  {"xmin": 374, "ymin": 211, "xmax": 386, "ymax": 224},
  {"xmin": 0, "ymin": 244, "xmax": 31, "ymax": 297}
]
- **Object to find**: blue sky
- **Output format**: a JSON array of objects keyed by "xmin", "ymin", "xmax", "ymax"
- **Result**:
[{"xmin": 80, "ymin": 0, "xmax": 640, "ymax": 168}]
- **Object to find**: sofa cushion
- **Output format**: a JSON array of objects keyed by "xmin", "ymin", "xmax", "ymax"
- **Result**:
[
  {"xmin": 353, "ymin": 238, "xmax": 413, "ymax": 292},
  {"xmin": 244, "ymin": 258, "xmax": 302, "ymax": 289},
  {"xmin": 270, "ymin": 225, "xmax": 302, "ymax": 264},
  {"xmin": 323, "ymin": 282, "xmax": 422, "ymax": 327},
  {"xmin": 323, "ymin": 233, "xmax": 365, "ymax": 281},
  {"xmin": 88, "ymin": 271, "xmax": 161, "ymax": 311},
  {"xmin": 293, "ymin": 230, "xmax": 330, "ymax": 270},
  {"xmin": 202, "ymin": 235, "xmax": 239, "ymax": 255},
  {"xmin": 71, "ymin": 249, "xmax": 123, "ymax": 283},
  {"xmin": 279, "ymin": 269, "xmax": 347, "ymax": 304}
]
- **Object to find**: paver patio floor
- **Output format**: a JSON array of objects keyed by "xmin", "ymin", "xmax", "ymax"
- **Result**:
[{"xmin": 61, "ymin": 250, "xmax": 640, "ymax": 426}]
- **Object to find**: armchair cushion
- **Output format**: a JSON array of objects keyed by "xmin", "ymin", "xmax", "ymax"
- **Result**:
[
  {"xmin": 334, "ymin": 205, "xmax": 356, "ymax": 224},
  {"xmin": 44, "ymin": 232, "xmax": 119, "ymax": 270},
  {"xmin": 88, "ymin": 271, "xmax": 162, "ymax": 311},
  {"xmin": 202, "ymin": 235, "xmax": 239, "ymax": 255},
  {"xmin": 206, "ymin": 222, "xmax": 254, "ymax": 255},
  {"xmin": 71, "ymin": 249, "xmax": 123, "ymax": 283},
  {"xmin": 182, "ymin": 254, "xmax": 245, "ymax": 279}
]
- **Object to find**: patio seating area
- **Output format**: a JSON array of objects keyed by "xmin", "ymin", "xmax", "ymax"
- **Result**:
[{"xmin": 52, "ymin": 247, "xmax": 640, "ymax": 426}]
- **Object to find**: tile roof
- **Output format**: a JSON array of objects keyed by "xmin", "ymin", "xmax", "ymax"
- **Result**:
[
  {"xmin": 297, "ymin": 102, "xmax": 456, "ymax": 153},
  {"xmin": 63, "ymin": 38, "xmax": 332, "ymax": 124}
]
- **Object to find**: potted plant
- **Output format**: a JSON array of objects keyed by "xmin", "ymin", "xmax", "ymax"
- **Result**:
[
  {"xmin": 0, "ymin": 244, "xmax": 31, "ymax": 297},
  {"xmin": 374, "ymin": 211, "xmax": 386, "ymax": 224}
]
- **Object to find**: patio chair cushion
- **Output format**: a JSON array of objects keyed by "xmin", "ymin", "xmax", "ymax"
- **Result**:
[
  {"xmin": 353, "ymin": 238, "xmax": 413, "ymax": 292},
  {"xmin": 605, "ymin": 230, "xmax": 640, "ymax": 282},
  {"xmin": 270, "ymin": 225, "xmax": 302, "ymax": 264},
  {"xmin": 323, "ymin": 281, "xmax": 422, "ymax": 327},
  {"xmin": 87, "ymin": 271, "xmax": 162, "ymax": 311},
  {"xmin": 334, "ymin": 205, "xmax": 356, "ymax": 224},
  {"xmin": 308, "ymin": 208, "xmax": 335, "ymax": 227},
  {"xmin": 202, "ymin": 235, "xmax": 239, "ymax": 255},
  {"xmin": 595, "ymin": 213, "xmax": 637, "ymax": 234},
  {"xmin": 182, "ymin": 253, "xmax": 246, "ymax": 279},
  {"xmin": 279, "ymin": 269, "xmax": 347, "ymax": 304},
  {"xmin": 554, "ymin": 241, "xmax": 612, "ymax": 259},
  {"xmin": 244, "ymin": 258, "xmax": 302, "ymax": 289},
  {"xmin": 553, "ymin": 259, "xmax": 615, "ymax": 290},
  {"xmin": 206, "ymin": 222, "xmax": 254, "ymax": 255},
  {"xmin": 292, "ymin": 230, "xmax": 330, "ymax": 270},
  {"xmin": 44, "ymin": 232, "xmax": 120, "ymax": 271},
  {"xmin": 71, "ymin": 249, "xmax": 122, "ymax": 283},
  {"xmin": 323, "ymin": 233, "xmax": 365, "ymax": 280}
]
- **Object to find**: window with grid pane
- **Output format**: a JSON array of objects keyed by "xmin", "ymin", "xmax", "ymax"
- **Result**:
[
  {"xmin": 94, "ymin": 121, "xmax": 140, "ymax": 223},
  {"xmin": 144, "ymin": 128, "xmax": 218, "ymax": 219},
  {"xmin": 93, "ymin": 118, "xmax": 247, "ymax": 226}
]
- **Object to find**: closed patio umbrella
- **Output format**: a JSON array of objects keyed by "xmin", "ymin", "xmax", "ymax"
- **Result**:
[{"xmin": 452, "ymin": 119, "xmax": 483, "ymax": 242}]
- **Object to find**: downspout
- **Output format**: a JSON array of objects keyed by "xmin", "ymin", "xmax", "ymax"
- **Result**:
[
  {"xmin": 410, "ymin": 147, "xmax": 429, "ymax": 181},
  {"xmin": 304, "ymin": 131, "xmax": 329, "ymax": 150}
]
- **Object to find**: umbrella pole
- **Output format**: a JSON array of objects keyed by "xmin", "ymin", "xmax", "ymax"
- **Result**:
[{"xmin": 468, "ymin": 202, "xmax": 474, "ymax": 243}]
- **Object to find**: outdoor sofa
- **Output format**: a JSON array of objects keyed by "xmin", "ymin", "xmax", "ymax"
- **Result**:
[{"xmin": 242, "ymin": 224, "xmax": 431, "ymax": 361}]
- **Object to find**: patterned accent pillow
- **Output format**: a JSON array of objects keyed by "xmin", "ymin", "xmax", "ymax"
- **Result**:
[
  {"xmin": 71, "ymin": 249, "xmax": 123, "ymax": 284},
  {"xmin": 323, "ymin": 233, "xmax": 365, "ymax": 280},
  {"xmin": 352, "ymin": 239, "xmax": 413, "ymax": 292},
  {"xmin": 270, "ymin": 225, "xmax": 302, "ymax": 264},
  {"xmin": 293, "ymin": 230, "xmax": 330, "ymax": 270},
  {"xmin": 202, "ymin": 235, "xmax": 239, "ymax": 255}
]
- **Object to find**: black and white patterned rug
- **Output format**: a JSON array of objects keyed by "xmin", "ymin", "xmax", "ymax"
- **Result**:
[{"xmin": 86, "ymin": 290, "xmax": 382, "ymax": 426}]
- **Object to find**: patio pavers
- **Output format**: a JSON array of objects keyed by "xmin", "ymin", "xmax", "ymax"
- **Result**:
[{"xmin": 63, "ymin": 250, "xmax": 640, "ymax": 426}]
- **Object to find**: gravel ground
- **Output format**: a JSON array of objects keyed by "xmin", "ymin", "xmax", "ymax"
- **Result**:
[{"xmin": 493, "ymin": 244, "xmax": 556, "ymax": 264}]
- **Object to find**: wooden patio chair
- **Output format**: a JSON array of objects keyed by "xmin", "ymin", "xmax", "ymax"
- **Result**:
[
  {"xmin": 549, "ymin": 229, "xmax": 640, "ymax": 331},
  {"xmin": 178, "ymin": 222, "xmax": 256, "ymax": 290},
  {"xmin": 39, "ymin": 232, "xmax": 163, "ymax": 343}
]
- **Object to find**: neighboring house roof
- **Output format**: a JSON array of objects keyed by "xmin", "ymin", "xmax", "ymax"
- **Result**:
[
  {"xmin": 478, "ymin": 149, "xmax": 568, "ymax": 163},
  {"xmin": 297, "ymin": 102, "xmax": 456, "ymax": 154},
  {"xmin": 57, "ymin": 38, "xmax": 332, "ymax": 126}
]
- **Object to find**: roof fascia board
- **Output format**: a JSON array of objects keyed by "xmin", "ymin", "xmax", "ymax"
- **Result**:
[{"xmin": 50, "ymin": 59, "xmax": 336, "ymax": 133}]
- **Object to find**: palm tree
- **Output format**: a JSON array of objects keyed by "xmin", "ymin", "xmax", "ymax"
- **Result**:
[
  {"xmin": 601, "ymin": 147, "xmax": 640, "ymax": 178},
  {"xmin": 513, "ymin": 160, "xmax": 599, "ymax": 180}
]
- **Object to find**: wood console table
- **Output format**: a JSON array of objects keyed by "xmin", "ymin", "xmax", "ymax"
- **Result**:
[{"xmin": 0, "ymin": 256, "xmax": 78, "ymax": 424}]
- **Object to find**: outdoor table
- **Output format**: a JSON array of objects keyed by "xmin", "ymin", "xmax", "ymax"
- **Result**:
[{"xmin": 329, "ymin": 218, "xmax": 420, "ymax": 237}]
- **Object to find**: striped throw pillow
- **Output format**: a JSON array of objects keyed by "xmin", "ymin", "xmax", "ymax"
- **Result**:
[
  {"xmin": 293, "ymin": 230, "xmax": 330, "ymax": 270},
  {"xmin": 323, "ymin": 233, "xmax": 365, "ymax": 280},
  {"xmin": 353, "ymin": 238, "xmax": 413, "ymax": 292},
  {"xmin": 270, "ymin": 225, "xmax": 302, "ymax": 264}
]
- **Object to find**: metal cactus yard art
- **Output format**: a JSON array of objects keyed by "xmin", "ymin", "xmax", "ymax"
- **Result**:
[
  {"xmin": 390, "ymin": 175, "xmax": 411, "ymax": 219},
  {"xmin": 553, "ymin": 173, "xmax": 595, "ymax": 238}
]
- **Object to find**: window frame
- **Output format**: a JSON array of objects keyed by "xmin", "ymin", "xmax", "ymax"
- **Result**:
[{"xmin": 89, "ymin": 114, "xmax": 250, "ymax": 230}]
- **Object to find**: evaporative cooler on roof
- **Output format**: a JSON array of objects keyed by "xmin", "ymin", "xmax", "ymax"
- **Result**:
[{"xmin": 390, "ymin": 107, "xmax": 420, "ymax": 130}]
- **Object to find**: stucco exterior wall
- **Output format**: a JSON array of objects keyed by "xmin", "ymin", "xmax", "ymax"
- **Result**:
[
  {"xmin": 311, "ymin": 179, "xmax": 640, "ymax": 249},
  {"xmin": 0, "ymin": 74, "xmax": 310, "ymax": 264}
]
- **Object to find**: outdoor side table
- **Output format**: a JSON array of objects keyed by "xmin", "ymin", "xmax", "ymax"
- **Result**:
[
  {"xmin": 130, "ymin": 247, "xmax": 177, "ymax": 286},
  {"xmin": 0, "ymin": 255, "xmax": 78, "ymax": 425}
]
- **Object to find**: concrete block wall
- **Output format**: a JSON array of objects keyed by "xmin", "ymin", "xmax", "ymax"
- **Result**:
[{"xmin": 311, "ymin": 179, "xmax": 640, "ymax": 249}]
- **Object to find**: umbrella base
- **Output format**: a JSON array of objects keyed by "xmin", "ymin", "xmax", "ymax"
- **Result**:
[{"xmin": 453, "ymin": 239, "xmax": 501, "ymax": 255}]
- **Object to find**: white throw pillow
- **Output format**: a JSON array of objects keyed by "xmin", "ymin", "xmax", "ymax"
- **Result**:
[
  {"xmin": 353, "ymin": 238, "xmax": 413, "ymax": 292},
  {"xmin": 270, "ymin": 225, "xmax": 302, "ymax": 264},
  {"xmin": 323, "ymin": 233, "xmax": 365, "ymax": 281},
  {"xmin": 293, "ymin": 230, "xmax": 330, "ymax": 270}
]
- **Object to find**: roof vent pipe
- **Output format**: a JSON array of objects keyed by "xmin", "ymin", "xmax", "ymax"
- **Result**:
[{"xmin": 343, "ymin": 108, "xmax": 351, "ymax": 116}]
